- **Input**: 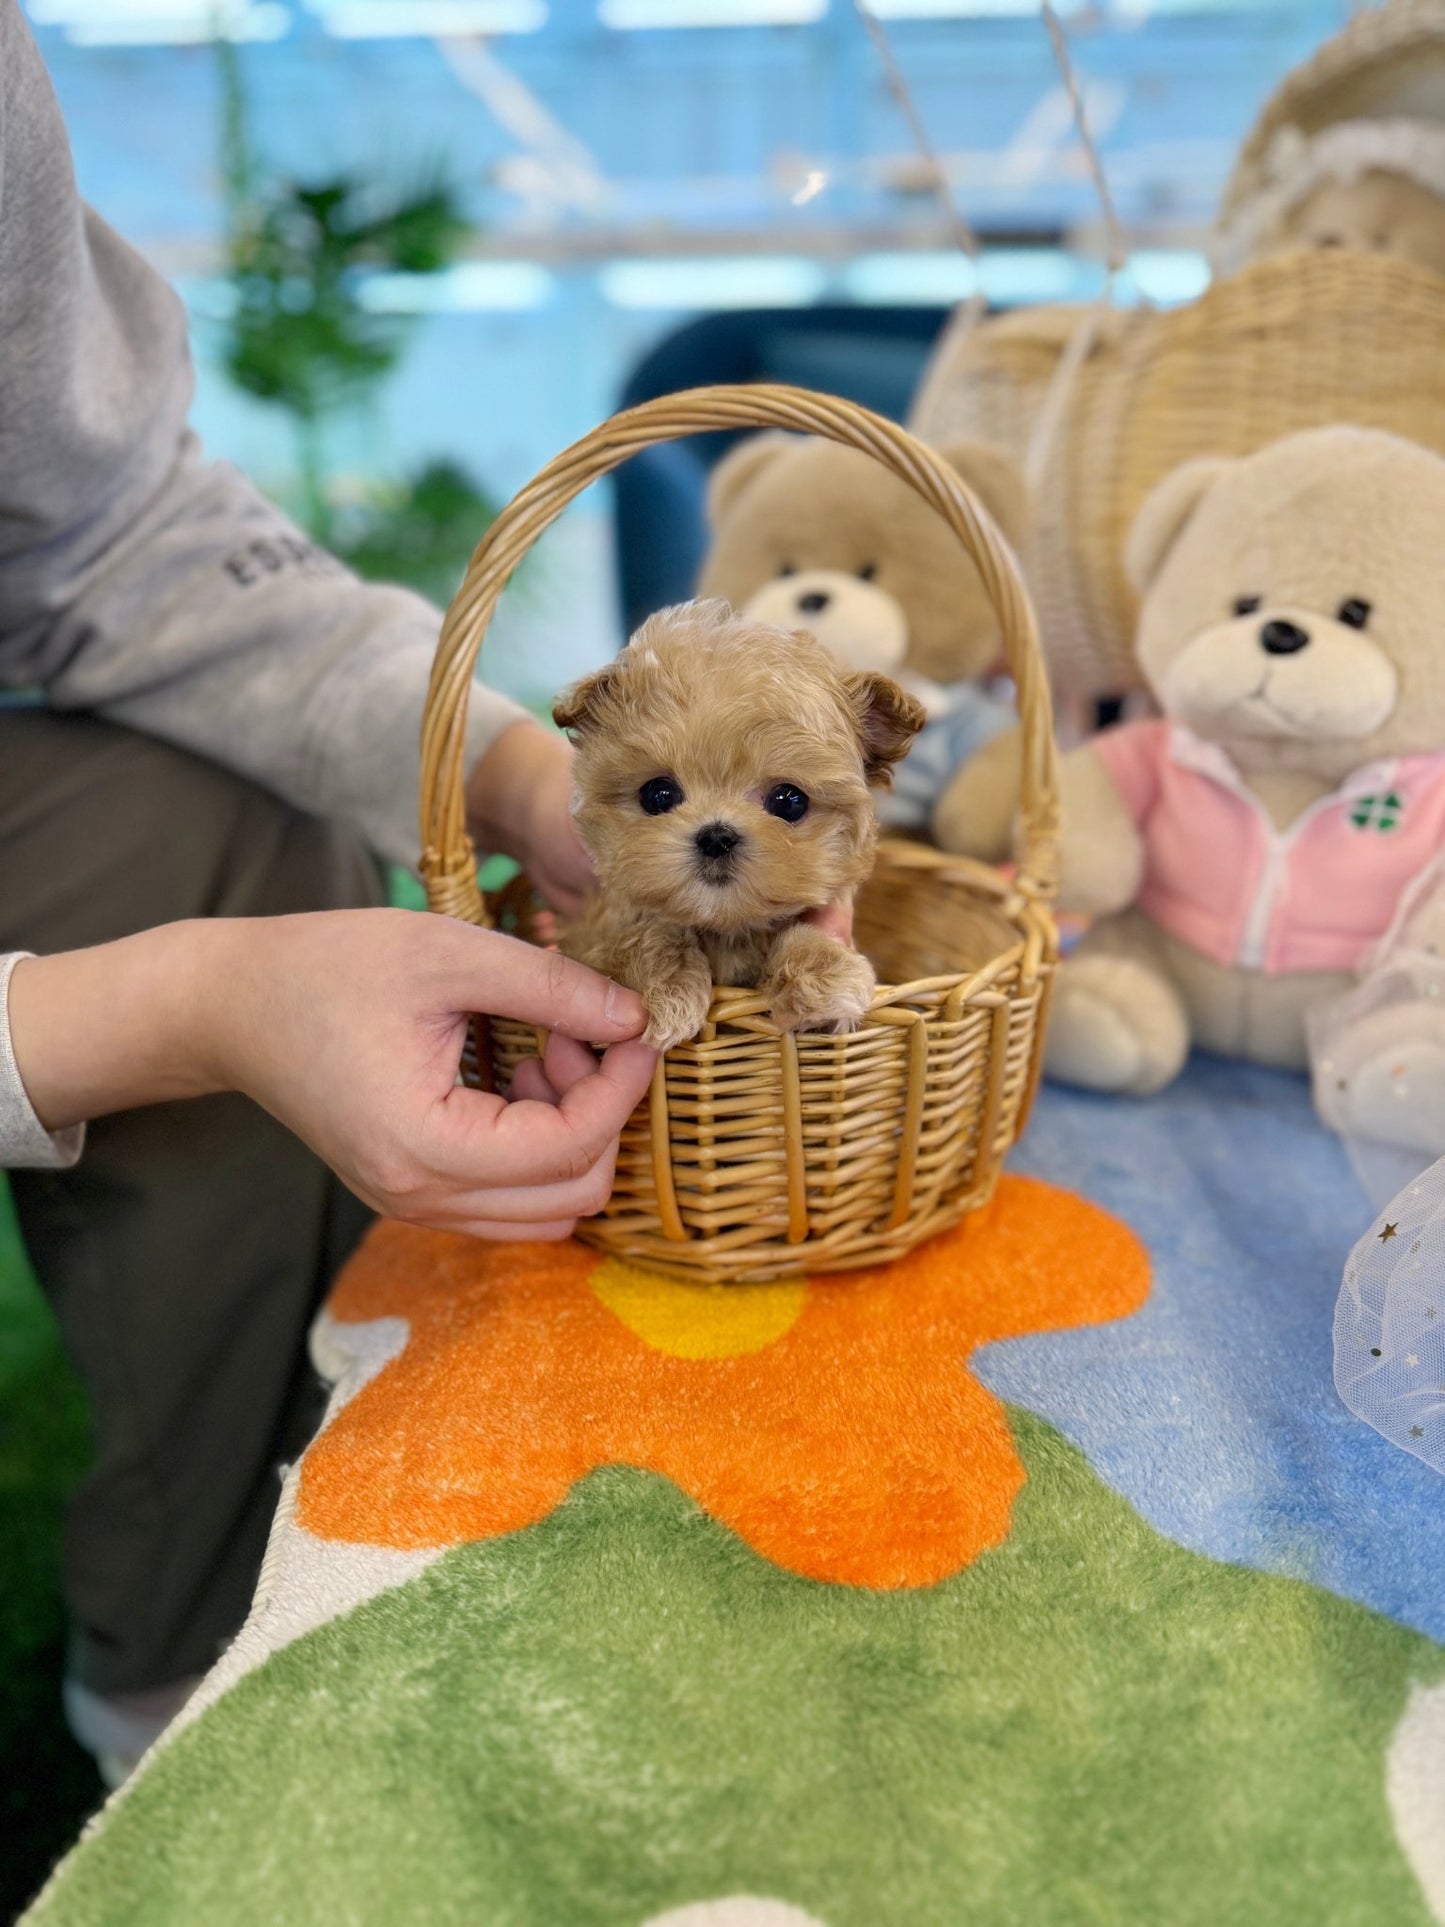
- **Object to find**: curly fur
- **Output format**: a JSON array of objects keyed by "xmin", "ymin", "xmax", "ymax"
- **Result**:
[{"xmin": 554, "ymin": 602, "xmax": 924, "ymax": 1050}]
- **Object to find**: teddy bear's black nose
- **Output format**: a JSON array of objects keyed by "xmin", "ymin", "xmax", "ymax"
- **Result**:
[
  {"xmin": 695, "ymin": 821, "xmax": 742, "ymax": 861},
  {"xmin": 797, "ymin": 590, "xmax": 831, "ymax": 615},
  {"xmin": 1259, "ymin": 618, "xmax": 1310, "ymax": 656}
]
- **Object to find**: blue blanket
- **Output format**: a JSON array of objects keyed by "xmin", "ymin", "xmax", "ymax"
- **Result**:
[{"xmin": 1011, "ymin": 1055, "xmax": 1444, "ymax": 1641}]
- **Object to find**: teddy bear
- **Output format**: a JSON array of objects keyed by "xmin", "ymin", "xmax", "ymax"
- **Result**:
[
  {"xmin": 697, "ymin": 430, "xmax": 1029, "ymax": 834},
  {"xmin": 1038, "ymin": 425, "xmax": 1445, "ymax": 1125},
  {"xmin": 1214, "ymin": 121, "xmax": 1445, "ymax": 280},
  {"xmin": 1212, "ymin": 0, "xmax": 1445, "ymax": 282}
]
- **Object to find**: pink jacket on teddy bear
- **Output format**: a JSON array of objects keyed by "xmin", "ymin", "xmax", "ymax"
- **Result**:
[{"xmin": 1093, "ymin": 718, "xmax": 1445, "ymax": 976}]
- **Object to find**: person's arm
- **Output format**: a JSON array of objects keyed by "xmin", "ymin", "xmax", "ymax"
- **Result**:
[
  {"xmin": 5, "ymin": 912, "xmax": 656, "ymax": 1239},
  {"xmin": 0, "ymin": 954, "xmax": 84, "ymax": 1169},
  {"xmin": 0, "ymin": 0, "xmax": 569, "ymax": 881}
]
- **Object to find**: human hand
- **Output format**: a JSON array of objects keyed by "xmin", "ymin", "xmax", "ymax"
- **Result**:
[
  {"xmin": 213, "ymin": 911, "xmax": 657, "ymax": 1238},
  {"xmin": 466, "ymin": 717, "xmax": 594, "ymax": 916},
  {"xmin": 10, "ymin": 910, "xmax": 656, "ymax": 1241}
]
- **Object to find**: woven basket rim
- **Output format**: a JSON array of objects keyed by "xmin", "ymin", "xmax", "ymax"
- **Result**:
[{"xmin": 487, "ymin": 835, "xmax": 1048, "ymax": 1016}]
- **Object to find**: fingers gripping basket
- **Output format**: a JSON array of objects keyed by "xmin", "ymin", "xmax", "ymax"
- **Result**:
[{"xmin": 420, "ymin": 383, "xmax": 1059, "ymax": 1284}]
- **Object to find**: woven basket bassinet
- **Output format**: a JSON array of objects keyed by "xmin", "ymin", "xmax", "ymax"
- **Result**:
[
  {"xmin": 911, "ymin": 247, "xmax": 1445, "ymax": 699},
  {"xmin": 420, "ymin": 384, "xmax": 1059, "ymax": 1285}
]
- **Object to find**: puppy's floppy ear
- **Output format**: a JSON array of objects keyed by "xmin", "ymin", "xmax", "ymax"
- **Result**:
[
  {"xmin": 553, "ymin": 659, "xmax": 625, "ymax": 736},
  {"xmin": 1125, "ymin": 455, "xmax": 1234, "ymax": 595},
  {"xmin": 938, "ymin": 437, "xmax": 1030, "ymax": 552},
  {"xmin": 705, "ymin": 432, "xmax": 797, "ymax": 527},
  {"xmin": 843, "ymin": 670, "xmax": 928, "ymax": 788}
]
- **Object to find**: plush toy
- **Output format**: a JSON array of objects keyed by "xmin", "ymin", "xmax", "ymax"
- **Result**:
[
  {"xmin": 1214, "ymin": 121, "xmax": 1445, "ymax": 278},
  {"xmin": 697, "ymin": 431, "xmax": 1028, "ymax": 833},
  {"xmin": 1040, "ymin": 426, "xmax": 1445, "ymax": 1126},
  {"xmin": 1214, "ymin": 0, "xmax": 1445, "ymax": 281}
]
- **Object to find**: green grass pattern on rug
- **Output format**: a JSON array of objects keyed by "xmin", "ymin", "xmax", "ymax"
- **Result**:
[{"xmin": 32, "ymin": 1410, "xmax": 1444, "ymax": 1927}]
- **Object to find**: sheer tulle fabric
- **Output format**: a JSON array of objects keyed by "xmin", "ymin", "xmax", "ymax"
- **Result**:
[
  {"xmin": 1310, "ymin": 857, "xmax": 1445, "ymax": 1209},
  {"xmin": 1335, "ymin": 1156, "xmax": 1445, "ymax": 1477}
]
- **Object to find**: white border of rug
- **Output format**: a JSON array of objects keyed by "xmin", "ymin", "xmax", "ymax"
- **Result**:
[{"xmin": 26, "ymin": 1311, "xmax": 443, "ymax": 1915}]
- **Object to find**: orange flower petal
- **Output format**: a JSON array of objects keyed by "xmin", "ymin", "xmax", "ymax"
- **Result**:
[{"xmin": 300, "ymin": 1176, "xmax": 1149, "ymax": 1589}]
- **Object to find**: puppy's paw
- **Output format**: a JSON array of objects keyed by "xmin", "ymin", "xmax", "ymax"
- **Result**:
[
  {"xmin": 642, "ymin": 977, "xmax": 715, "ymax": 1053},
  {"xmin": 766, "ymin": 928, "xmax": 876, "ymax": 1035}
]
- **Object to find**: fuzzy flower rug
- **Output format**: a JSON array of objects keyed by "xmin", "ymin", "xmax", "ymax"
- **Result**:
[{"xmin": 28, "ymin": 1059, "xmax": 1445, "ymax": 1926}]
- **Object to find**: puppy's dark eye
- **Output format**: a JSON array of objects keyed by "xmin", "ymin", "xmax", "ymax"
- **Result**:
[
  {"xmin": 779, "ymin": 561, "xmax": 797, "ymax": 578},
  {"xmin": 639, "ymin": 776, "xmax": 685, "ymax": 815},
  {"xmin": 1338, "ymin": 596, "xmax": 1372, "ymax": 630},
  {"xmin": 763, "ymin": 783, "xmax": 809, "ymax": 824},
  {"xmin": 858, "ymin": 562, "xmax": 877, "ymax": 583},
  {"xmin": 1233, "ymin": 595, "xmax": 1262, "ymax": 617}
]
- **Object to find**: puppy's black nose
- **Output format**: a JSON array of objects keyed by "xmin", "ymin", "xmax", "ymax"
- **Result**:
[
  {"xmin": 797, "ymin": 590, "xmax": 830, "ymax": 615},
  {"xmin": 694, "ymin": 821, "xmax": 742, "ymax": 861},
  {"xmin": 1260, "ymin": 618, "xmax": 1310, "ymax": 656}
]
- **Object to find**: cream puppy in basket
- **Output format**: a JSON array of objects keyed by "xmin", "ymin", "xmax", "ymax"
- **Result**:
[{"xmin": 554, "ymin": 600, "xmax": 924, "ymax": 1052}]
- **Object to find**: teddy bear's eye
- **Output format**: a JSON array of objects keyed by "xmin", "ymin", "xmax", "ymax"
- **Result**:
[
  {"xmin": 1233, "ymin": 595, "xmax": 1262, "ymax": 617},
  {"xmin": 763, "ymin": 783, "xmax": 810, "ymax": 824},
  {"xmin": 857, "ymin": 562, "xmax": 878, "ymax": 583},
  {"xmin": 779, "ymin": 562, "xmax": 797, "ymax": 578},
  {"xmin": 639, "ymin": 776, "xmax": 685, "ymax": 816},
  {"xmin": 1337, "ymin": 597, "xmax": 1372, "ymax": 630}
]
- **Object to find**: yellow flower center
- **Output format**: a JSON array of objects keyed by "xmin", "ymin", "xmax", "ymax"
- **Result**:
[{"xmin": 588, "ymin": 1257, "xmax": 808, "ymax": 1359}]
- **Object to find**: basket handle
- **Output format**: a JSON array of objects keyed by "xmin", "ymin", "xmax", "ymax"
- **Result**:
[{"xmin": 420, "ymin": 382, "xmax": 1059, "ymax": 922}]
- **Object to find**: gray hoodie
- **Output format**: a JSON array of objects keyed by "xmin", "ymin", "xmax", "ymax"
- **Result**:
[{"xmin": 0, "ymin": 0, "xmax": 528, "ymax": 1165}]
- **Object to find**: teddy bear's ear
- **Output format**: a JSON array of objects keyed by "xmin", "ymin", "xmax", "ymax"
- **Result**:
[
  {"xmin": 1125, "ymin": 456, "xmax": 1235, "ymax": 594},
  {"xmin": 552, "ymin": 660, "xmax": 625, "ymax": 736},
  {"xmin": 705, "ymin": 432, "xmax": 797, "ymax": 527},
  {"xmin": 843, "ymin": 670, "xmax": 928, "ymax": 788},
  {"xmin": 938, "ymin": 438, "xmax": 1030, "ymax": 551}
]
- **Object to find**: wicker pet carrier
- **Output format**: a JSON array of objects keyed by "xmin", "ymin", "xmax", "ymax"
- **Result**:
[
  {"xmin": 911, "ymin": 246, "xmax": 1445, "ymax": 700},
  {"xmin": 419, "ymin": 383, "xmax": 1060, "ymax": 1285}
]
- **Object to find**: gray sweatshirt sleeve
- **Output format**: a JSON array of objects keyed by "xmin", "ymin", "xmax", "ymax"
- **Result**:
[
  {"xmin": 0, "ymin": 0, "xmax": 527, "ymax": 871},
  {"xmin": 1, "ymin": 954, "xmax": 84, "ymax": 1170}
]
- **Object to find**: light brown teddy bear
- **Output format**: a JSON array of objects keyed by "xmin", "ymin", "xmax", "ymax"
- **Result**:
[
  {"xmin": 697, "ymin": 431, "xmax": 1027, "ymax": 835},
  {"xmin": 1042, "ymin": 426, "xmax": 1445, "ymax": 1104}
]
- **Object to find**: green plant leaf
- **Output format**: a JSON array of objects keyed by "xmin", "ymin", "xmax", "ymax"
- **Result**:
[
  {"xmin": 213, "ymin": 43, "xmax": 483, "ymax": 545},
  {"xmin": 329, "ymin": 459, "xmax": 499, "ymax": 605}
]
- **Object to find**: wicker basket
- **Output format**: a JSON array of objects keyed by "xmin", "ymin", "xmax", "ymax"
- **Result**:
[
  {"xmin": 910, "ymin": 246, "xmax": 1445, "ymax": 699},
  {"xmin": 419, "ymin": 383, "xmax": 1059, "ymax": 1284}
]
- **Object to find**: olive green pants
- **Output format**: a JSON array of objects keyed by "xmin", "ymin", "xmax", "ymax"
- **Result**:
[{"xmin": 0, "ymin": 709, "xmax": 382, "ymax": 1696}]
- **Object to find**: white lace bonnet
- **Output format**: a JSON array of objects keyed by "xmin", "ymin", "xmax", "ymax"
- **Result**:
[{"xmin": 1214, "ymin": 0, "xmax": 1445, "ymax": 273}]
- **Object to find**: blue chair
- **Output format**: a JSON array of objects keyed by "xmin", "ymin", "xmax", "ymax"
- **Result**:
[{"xmin": 612, "ymin": 305, "xmax": 950, "ymax": 635}]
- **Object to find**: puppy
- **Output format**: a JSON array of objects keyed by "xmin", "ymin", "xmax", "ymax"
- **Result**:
[{"xmin": 553, "ymin": 599, "xmax": 925, "ymax": 1051}]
